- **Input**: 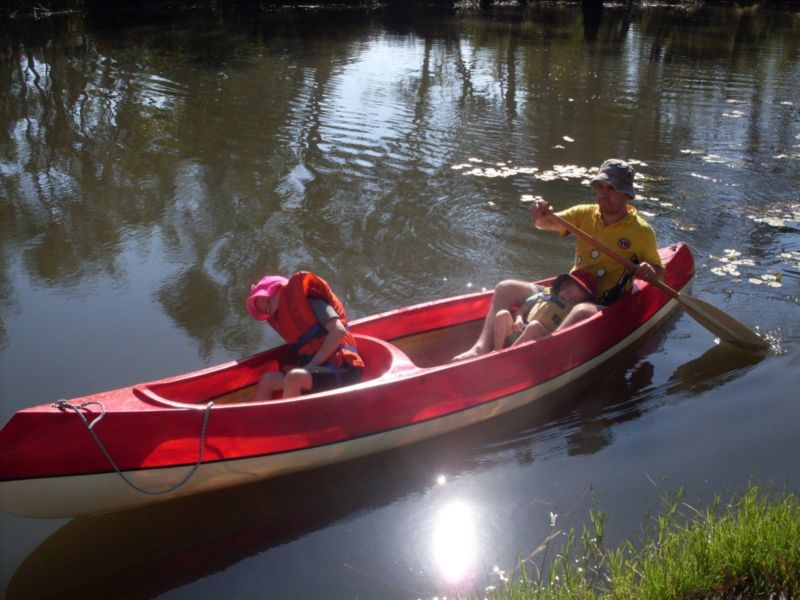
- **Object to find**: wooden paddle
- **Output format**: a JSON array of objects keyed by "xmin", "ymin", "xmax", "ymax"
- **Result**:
[{"xmin": 547, "ymin": 212, "xmax": 769, "ymax": 351}]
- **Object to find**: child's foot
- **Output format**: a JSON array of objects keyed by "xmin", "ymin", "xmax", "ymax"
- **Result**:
[{"xmin": 452, "ymin": 347, "xmax": 484, "ymax": 362}]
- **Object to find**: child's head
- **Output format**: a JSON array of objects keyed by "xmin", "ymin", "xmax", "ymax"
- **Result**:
[
  {"xmin": 246, "ymin": 274, "xmax": 288, "ymax": 320},
  {"xmin": 553, "ymin": 269, "xmax": 597, "ymax": 304}
]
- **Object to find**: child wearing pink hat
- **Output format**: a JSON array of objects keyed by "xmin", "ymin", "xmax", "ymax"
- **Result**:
[
  {"xmin": 246, "ymin": 271, "xmax": 364, "ymax": 399},
  {"xmin": 492, "ymin": 269, "xmax": 597, "ymax": 350}
]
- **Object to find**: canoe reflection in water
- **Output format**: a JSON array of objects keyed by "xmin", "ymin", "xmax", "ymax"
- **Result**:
[
  {"xmin": 563, "ymin": 360, "xmax": 656, "ymax": 456},
  {"xmin": 563, "ymin": 334, "xmax": 765, "ymax": 456}
]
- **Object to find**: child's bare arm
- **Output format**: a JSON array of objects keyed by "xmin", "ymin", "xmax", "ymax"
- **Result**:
[{"xmin": 514, "ymin": 293, "xmax": 539, "ymax": 320}]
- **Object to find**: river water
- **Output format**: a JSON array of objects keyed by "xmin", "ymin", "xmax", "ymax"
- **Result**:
[{"xmin": 1, "ymin": 4, "xmax": 799, "ymax": 599}]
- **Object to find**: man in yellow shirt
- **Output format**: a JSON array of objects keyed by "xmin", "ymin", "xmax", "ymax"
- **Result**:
[{"xmin": 454, "ymin": 159, "xmax": 663, "ymax": 361}]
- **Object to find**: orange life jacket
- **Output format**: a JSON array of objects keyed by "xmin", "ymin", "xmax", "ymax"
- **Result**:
[{"xmin": 267, "ymin": 272, "xmax": 364, "ymax": 372}]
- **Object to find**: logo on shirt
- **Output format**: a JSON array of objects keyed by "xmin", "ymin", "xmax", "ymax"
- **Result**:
[{"xmin": 617, "ymin": 238, "xmax": 632, "ymax": 250}]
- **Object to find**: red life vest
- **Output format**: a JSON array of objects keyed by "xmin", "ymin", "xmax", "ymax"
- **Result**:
[{"xmin": 267, "ymin": 272, "xmax": 364, "ymax": 371}]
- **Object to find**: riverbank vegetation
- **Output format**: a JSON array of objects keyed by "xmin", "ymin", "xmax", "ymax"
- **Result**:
[
  {"xmin": 3, "ymin": 0, "xmax": 795, "ymax": 20},
  {"xmin": 482, "ymin": 485, "xmax": 800, "ymax": 600}
]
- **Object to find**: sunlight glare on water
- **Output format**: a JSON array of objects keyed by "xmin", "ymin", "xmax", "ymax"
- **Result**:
[{"xmin": 431, "ymin": 500, "xmax": 479, "ymax": 585}]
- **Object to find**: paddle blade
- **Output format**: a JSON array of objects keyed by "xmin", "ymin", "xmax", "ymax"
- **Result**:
[{"xmin": 677, "ymin": 292, "xmax": 769, "ymax": 351}]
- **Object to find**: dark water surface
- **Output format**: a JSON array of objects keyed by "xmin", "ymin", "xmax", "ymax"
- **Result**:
[{"xmin": 1, "ymin": 4, "xmax": 799, "ymax": 599}]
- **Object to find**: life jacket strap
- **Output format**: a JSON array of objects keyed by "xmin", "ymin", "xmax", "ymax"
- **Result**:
[{"xmin": 293, "ymin": 322, "xmax": 327, "ymax": 353}]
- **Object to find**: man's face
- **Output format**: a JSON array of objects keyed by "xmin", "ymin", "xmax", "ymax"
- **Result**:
[{"xmin": 593, "ymin": 182, "xmax": 630, "ymax": 218}]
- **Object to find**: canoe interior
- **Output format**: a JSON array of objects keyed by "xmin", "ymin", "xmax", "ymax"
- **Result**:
[
  {"xmin": 383, "ymin": 319, "xmax": 482, "ymax": 367},
  {"xmin": 134, "ymin": 316, "xmax": 485, "ymax": 406},
  {"xmin": 205, "ymin": 321, "xmax": 482, "ymax": 404},
  {"xmin": 133, "ymin": 243, "xmax": 692, "ymax": 408}
]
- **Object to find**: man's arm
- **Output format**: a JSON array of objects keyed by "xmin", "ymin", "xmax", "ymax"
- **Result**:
[
  {"xmin": 632, "ymin": 226, "xmax": 664, "ymax": 284},
  {"xmin": 529, "ymin": 198, "xmax": 563, "ymax": 232}
]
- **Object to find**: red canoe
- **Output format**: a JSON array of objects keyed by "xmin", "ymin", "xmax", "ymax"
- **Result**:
[{"xmin": 0, "ymin": 244, "xmax": 694, "ymax": 518}]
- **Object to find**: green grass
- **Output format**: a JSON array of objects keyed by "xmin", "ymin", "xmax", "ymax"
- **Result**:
[{"xmin": 482, "ymin": 486, "xmax": 800, "ymax": 600}]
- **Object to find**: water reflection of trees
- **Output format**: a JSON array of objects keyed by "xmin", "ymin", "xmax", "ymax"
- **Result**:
[{"xmin": 0, "ymin": 5, "xmax": 797, "ymax": 355}]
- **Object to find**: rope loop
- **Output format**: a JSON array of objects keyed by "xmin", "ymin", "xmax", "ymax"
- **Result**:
[{"xmin": 54, "ymin": 398, "xmax": 214, "ymax": 496}]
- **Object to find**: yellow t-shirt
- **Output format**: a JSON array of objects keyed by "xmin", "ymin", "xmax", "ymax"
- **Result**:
[{"xmin": 557, "ymin": 204, "xmax": 662, "ymax": 304}]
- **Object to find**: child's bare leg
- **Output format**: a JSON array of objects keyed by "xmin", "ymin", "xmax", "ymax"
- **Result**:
[
  {"xmin": 282, "ymin": 368, "xmax": 313, "ymax": 398},
  {"xmin": 492, "ymin": 310, "xmax": 514, "ymax": 350},
  {"xmin": 555, "ymin": 302, "xmax": 599, "ymax": 330},
  {"xmin": 453, "ymin": 280, "xmax": 533, "ymax": 360},
  {"xmin": 253, "ymin": 371, "xmax": 285, "ymax": 401},
  {"xmin": 511, "ymin": 320, "xmax": 548, "ymax": 346}
]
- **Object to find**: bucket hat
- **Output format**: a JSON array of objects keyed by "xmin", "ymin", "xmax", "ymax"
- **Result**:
[{"xmin": 590, "ymin": 159, "xmax": 635, "ymax": 198}]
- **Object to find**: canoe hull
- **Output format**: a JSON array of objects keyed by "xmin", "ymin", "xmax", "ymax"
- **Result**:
[{"xmin": 0, "ymin": 244, "xmax": 694, "ymax": 518}]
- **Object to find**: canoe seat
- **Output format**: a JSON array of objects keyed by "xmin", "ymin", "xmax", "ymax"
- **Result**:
[{"xmin": 353, "ymin": 334, "xmax": 416, "ymax": 381}]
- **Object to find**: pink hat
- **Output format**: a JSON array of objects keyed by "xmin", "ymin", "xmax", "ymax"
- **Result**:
[{"xmin": 246, "ymin": 275, "xmax": 288, "ymax": 320}]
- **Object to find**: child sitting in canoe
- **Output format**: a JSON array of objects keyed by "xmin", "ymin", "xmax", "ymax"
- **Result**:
[
  {"xmin": 246, "ymin": 271, "xmax": 364, "ymax": 399},
  {"xmin": 492, "ymin": 269, "xmax": 597, "ymax": 350}
]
